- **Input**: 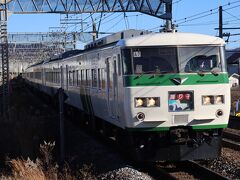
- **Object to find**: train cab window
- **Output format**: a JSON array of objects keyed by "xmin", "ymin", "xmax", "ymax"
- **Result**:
[
  {"xmin": 178, "ymin": 46, "xmax": 225, "ymax": 73},
  {"xmin": 122, "ymin": 48, "xmax": 178, "ymax": 75}
]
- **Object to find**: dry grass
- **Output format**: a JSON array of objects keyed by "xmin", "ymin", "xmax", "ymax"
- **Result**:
[{"xmin": 0, "ymin": 141, "xmax": 96, "ymax": 180}]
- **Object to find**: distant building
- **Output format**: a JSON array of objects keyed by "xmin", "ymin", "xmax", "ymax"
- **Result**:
[{"xmin": 229, "ymin": 73, "xmax": 239, "ymax": 87}]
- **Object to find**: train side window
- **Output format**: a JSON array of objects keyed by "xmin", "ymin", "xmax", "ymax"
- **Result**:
[
  {"xmin": 48, "ymin": 72, "xmax": 50, "ymax": 82},
  {"xmin": 117, "ymin": 54, "xmax": 121, "ymax": 76},
  {"xmin": 51, "ymin": 72, "xmax": 53, "ymax": 82},
  {"xmin": 55, "ymin": 72, "xmax": 57, "ymax": 83},
  {"xmin": 77, "ymin": 70, "xmax": 81, "ymax": 86},
  {"xmin": 101, "ymin": 68, "xmax": 106, "ymax": 89},
  {"xmin": 55, "ymin": 72, "xmax": 57, "ymax": 84},
  {"xmin": 76, "ymin": 70, "xmax": 79, "ymax": 86},
  {"xmin": 98, "ymin": 69, "xmax": 101, "ymax": 89},
  {"xmin": 52, "ymin": 72, "xmax": 54, "ymax": 83},
  {"xmin": 73, "ymin": 70, "xmax": 75, "ymax": 86},
  {"xmin": 85, "ymin": 70, "xmax": 88, "ymax": 86},
  {"xmin": 81, "ymin": 69, "xmax": 85, "ymax": 86},
  {"xmin": 86, "ymin": 69, "xmax": 90, "ymax": 87},
  {"xmin": 92, "ymin": 69, "xmax": 97, "ymax": 87},
  {"xmin": 71, "ymin": 71, "xmax": 73, "ymax": 86},
  {"xmin": 69, "ymin": 71, "xmax": 73, "ymax": 86},
  {"xmin": 113, "ymin": 56, "xmax": 118, "ymax": 76},
  {"xmin": 57, "ymin": 72, "xmax": 60, "ymax": 84},
  {"xmin": 53, "ymin": 72, "xmax": 55, "ymax": 83},
  {"xmin": 122, "ymin": 49, "xmax": 132, "ymax": 74},
  {"xmin": 57, "ymin": 72, "xmax": 59, "ymax": 83},
  {"xmin": 68, "ymin": 71, "xmax": 71, "ymax": 86},
  {"xmin": 86, "ymin": 69, "xmax": 91, "ymax": 87}
]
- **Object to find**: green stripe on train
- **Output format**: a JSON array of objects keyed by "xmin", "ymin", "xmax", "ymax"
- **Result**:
[
  {"xmin": 124, "ymin": 73, "xmax": 229, "ymax": 87},
  {"xmin": 126, "ymin": 124, "xmax": 228, "ymax": 132}
]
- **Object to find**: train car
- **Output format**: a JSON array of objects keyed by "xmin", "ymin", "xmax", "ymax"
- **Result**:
[{"xmin": 23, "ymin": 29, "xmax": 231, "ymax": 161}]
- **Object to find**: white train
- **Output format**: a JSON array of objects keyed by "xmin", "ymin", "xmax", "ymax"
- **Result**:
[{"xmin": 23, "ymin": 29, "xmax": 231, "ymax": 161}]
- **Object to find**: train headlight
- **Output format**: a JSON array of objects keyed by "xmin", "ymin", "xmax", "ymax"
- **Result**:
[
  {"xmin": 147, "ymin": 97, "xmax": 160, "ymax": 107},
  {"xmin": 215, "ymin": 95, "xmax": 224, "ymax": 104},
  {"xmin": 135, "ymin": 97, "xmax": 160, "ymax": 107},
  {"xmin": 135, "ymin": 98, "xmax": 145, "ymax": 107},
  {"xmin": 147, "ymin": 98, "xmax": 156, "ymax": 107},
  {"xmin": 202, "ymin": 95, "xmax": 224, "ymax": 105},
  {"xmin": 202, "ymin": 96, "xmax": 214, "ymax": 105}
]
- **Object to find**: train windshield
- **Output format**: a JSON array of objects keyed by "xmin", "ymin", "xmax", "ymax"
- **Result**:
[
  {"xmin": 122, "ymin": 47, "xmax": 178, "ymax": 74},
  {"xmin": 122, "ymin": 46, "xmax": 226, "ymax": 75},
  {"xmin": 178, "ymin": 46, "xmax": 226, "ymax": 73}
]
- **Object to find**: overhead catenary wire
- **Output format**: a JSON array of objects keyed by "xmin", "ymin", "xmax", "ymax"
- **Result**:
[
  {"xmin": 223, "ymin": 9, "xmax": 240, "ymax": 21},
  {"xmin": 174, "ymin": 0, "xmax": 240, "ymax": 25}
]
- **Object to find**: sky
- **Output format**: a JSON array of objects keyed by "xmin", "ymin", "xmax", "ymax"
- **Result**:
[{"xmin": 6, "ymin": 0, "xmax": 240, "ymax": 50}]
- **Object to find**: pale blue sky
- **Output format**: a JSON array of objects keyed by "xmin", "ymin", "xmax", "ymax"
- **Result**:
[{"xmin": 7, "ymin": 0, "xmax": 240, "ymax": 49}]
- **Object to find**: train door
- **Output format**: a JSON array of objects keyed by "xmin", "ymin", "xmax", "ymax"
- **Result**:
[
  {"xmin": 106, "ymin": 57, "xmax": 118, "ymax": 119},
  {"xmin": 113, "ymin": 57, "xmax": 119, "ymax": 118}
]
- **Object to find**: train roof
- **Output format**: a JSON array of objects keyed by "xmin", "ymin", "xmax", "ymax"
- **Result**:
[
  {"xmin": 117, "ymin": 32, "xmax": 225, "ymax": 47},
  {"xmin": 84, "ymin": 29, "xmax": 150, "ymax": 50}
]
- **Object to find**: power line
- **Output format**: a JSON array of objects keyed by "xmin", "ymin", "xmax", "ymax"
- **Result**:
[
  {"xmin": 105, "ymin": 14, "xmax": 125, "ymax": 32},
  {"xmin": 223, "ymin": 9, "xmax": 240, "ymax": 21},
  {"xmin": 174, "ymin": 0, "xmax": 240, "ymax": 25},
  {"xmin": 173, "ymin": 0, "xmax": 183, "ymax": 4}
]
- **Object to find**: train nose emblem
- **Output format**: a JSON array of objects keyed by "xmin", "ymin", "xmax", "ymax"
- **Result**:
[{"xmin": 170, "ymin": 78, "xmax": 188, "ymax": 85}]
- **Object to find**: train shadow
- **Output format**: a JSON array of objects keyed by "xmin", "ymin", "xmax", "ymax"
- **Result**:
[{"xmin": 0, "ymin": 77, "xmax": 128, "ymax": 176}]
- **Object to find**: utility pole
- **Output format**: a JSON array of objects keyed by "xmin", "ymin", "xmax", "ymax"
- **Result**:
[{"xmin": 219, "ymin": 6, "xmax": 223, "ymax": 38}]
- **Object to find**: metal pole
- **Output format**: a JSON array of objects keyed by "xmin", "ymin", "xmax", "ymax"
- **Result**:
[
  {"xmin": 219, "ymin": 6, "xmax": 223, "ymax": 38},
  {"xmin": 165, "ymin": 1, "xmax": 173, "ymax": 32},
  {"xmin": 58, "ymin": 88, "xmax": 65, "ymax": 163},
  {"xmin": 1, "ymin": 0, "xmax": 9, "ymax": 119}
]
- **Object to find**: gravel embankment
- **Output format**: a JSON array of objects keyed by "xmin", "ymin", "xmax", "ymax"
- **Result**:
[{"xmin": 200, "ymin": 147, "xmax": 240, "ymax": 179}]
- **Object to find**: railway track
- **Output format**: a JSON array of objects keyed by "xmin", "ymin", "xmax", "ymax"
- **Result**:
[
  {"xmin": 133, "ymin": 160, "xmax": 228, "ymax": 179},
  {"xmin": 222, "ymin": 128, "xmax": 240, "ymax": 150}
]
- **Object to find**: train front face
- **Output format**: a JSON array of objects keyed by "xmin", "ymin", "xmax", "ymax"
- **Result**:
[{"xmin": 121, "ymin": 41, "xmax": 230, "ymax": 161}]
